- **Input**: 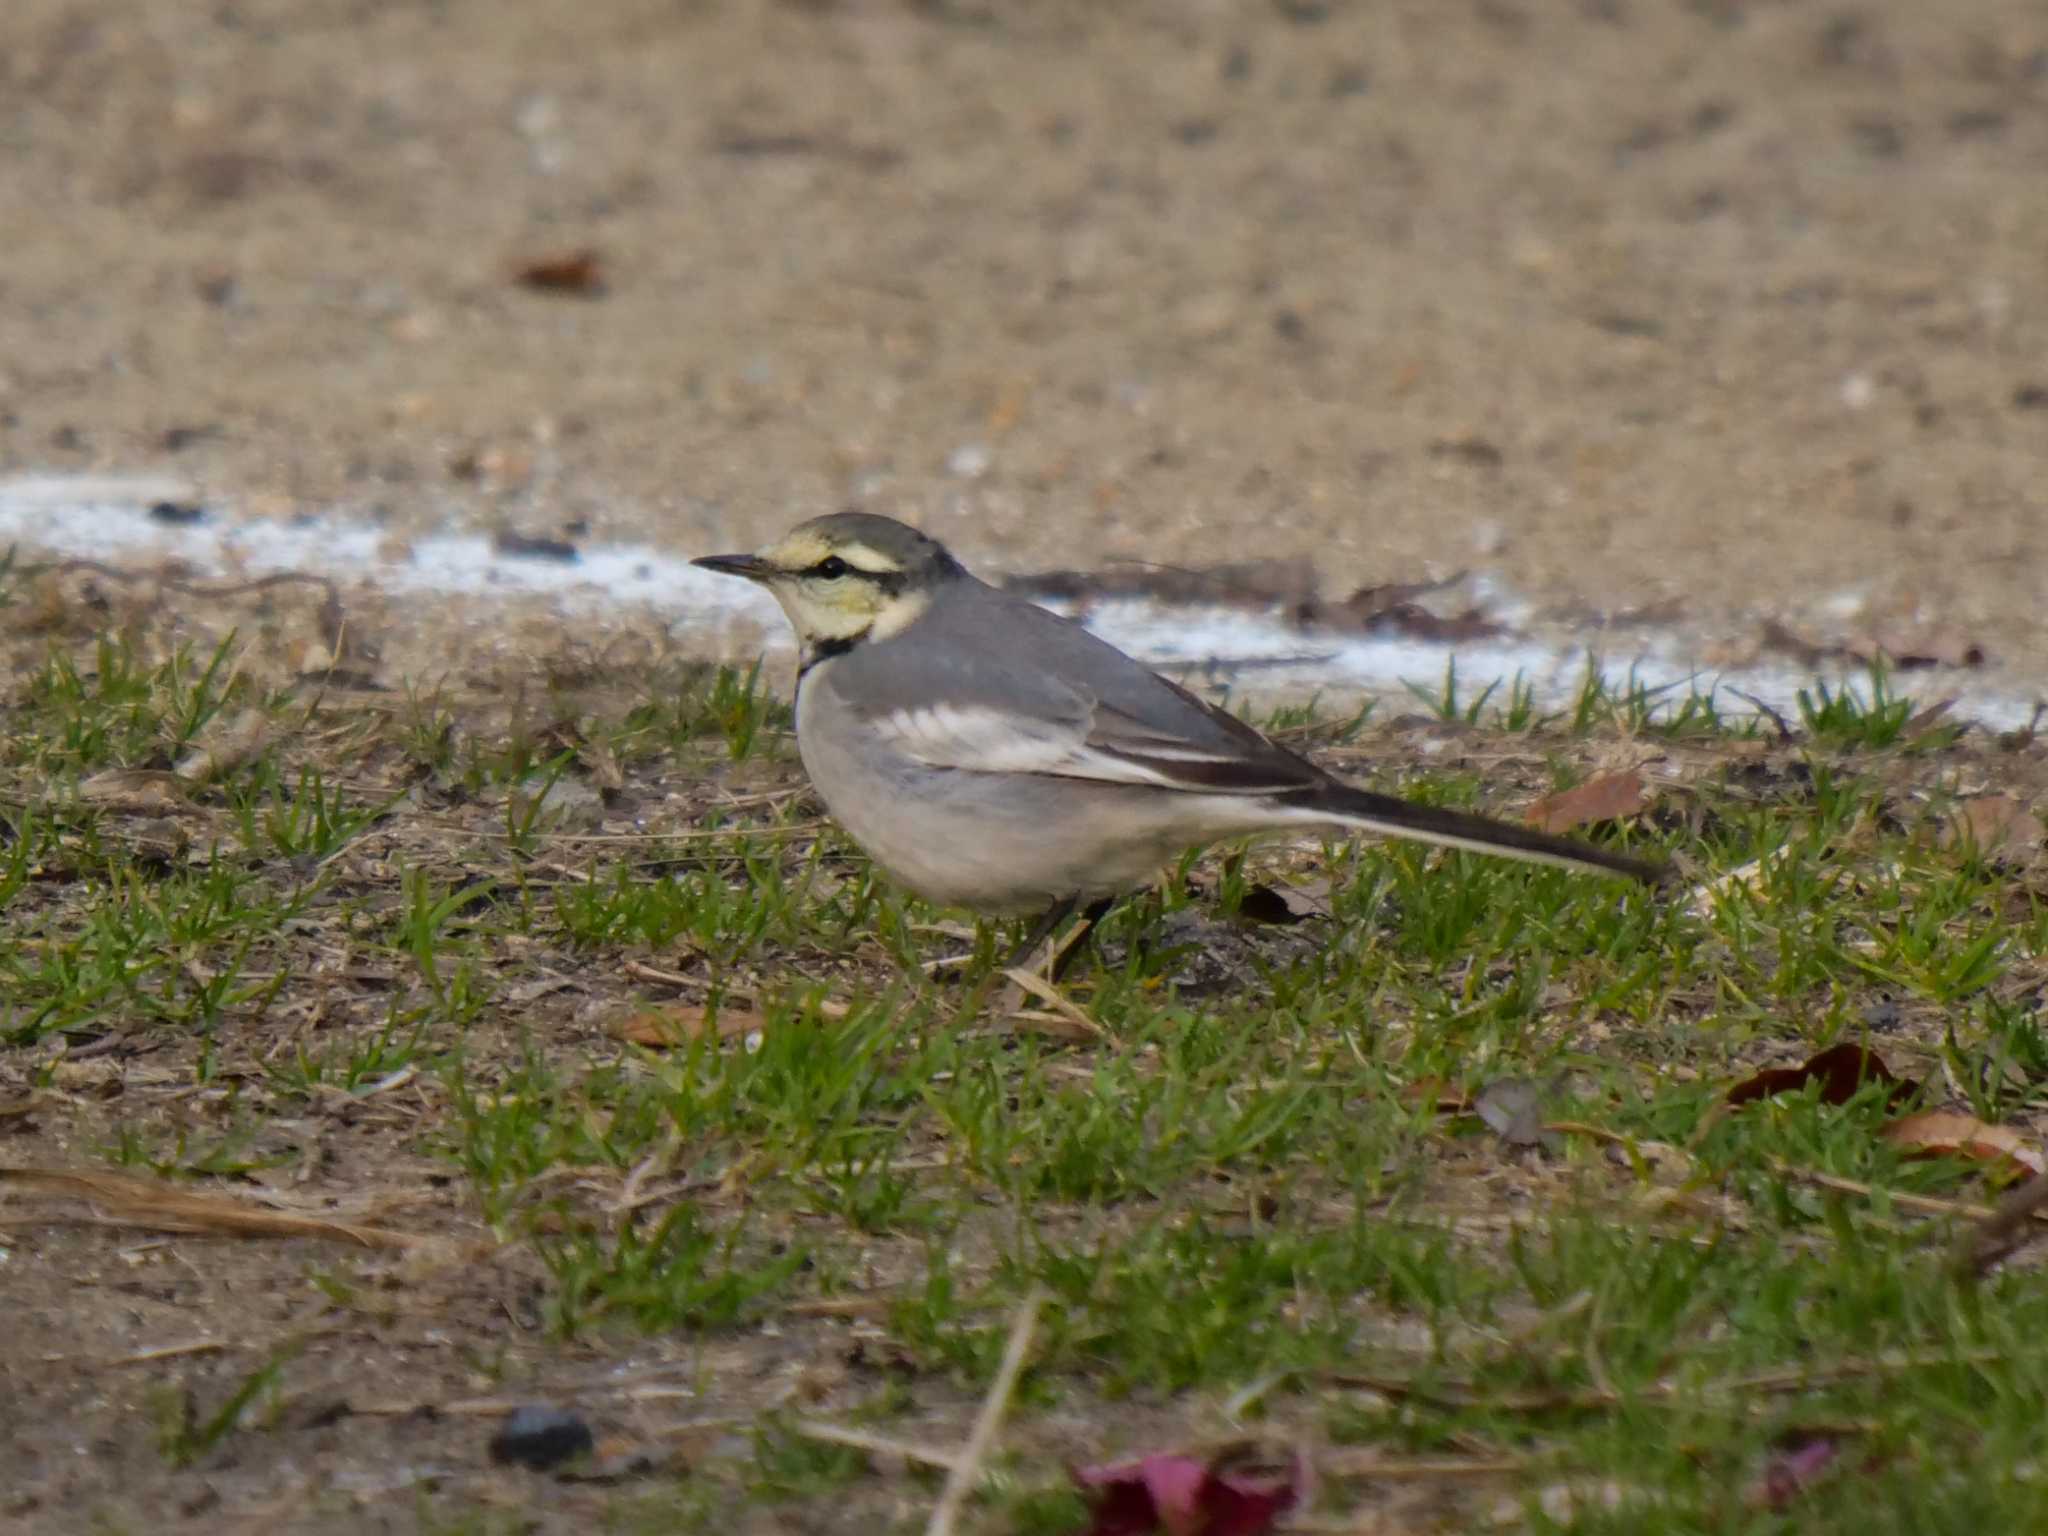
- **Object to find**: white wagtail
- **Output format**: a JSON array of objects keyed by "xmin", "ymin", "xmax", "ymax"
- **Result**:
[{"xmin": 696, "ymin": 513, "xmax": 1657, "ymax": 962}]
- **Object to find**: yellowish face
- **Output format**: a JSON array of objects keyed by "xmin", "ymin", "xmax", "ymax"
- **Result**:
[{"xmin": 736, "ymin": 528, "xmax": 929, "ymax": 646}]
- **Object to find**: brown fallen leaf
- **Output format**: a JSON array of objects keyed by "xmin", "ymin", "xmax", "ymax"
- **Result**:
[
  {"xmin": 174, "ymin": 706, "xmax": 272, "ymax": 784},
  {"xmin": 0, "ymin": 1167, "xmax": 436, "ymax": 1251},
  {"xmin": 1524, "ymin": 771, "xmax": 1649, "ymax": 836},
  {"xmin": 607, "ymin": 1005, "xmax": 763, "ymax": 1049},
  {"xmin": 1234, "ymin": 883, "xmax": 1316, "ymax": 925},
  {"xmin": 1757, "ymin": 618, "xmax": 1988, "ymax": 672},
  {"xmin": 513, "ymin": 249, "xmax": 605, "ymax": 296},
  {"xmin": 1349, "ymin": 601, "xmax": 1502, "ymax": 643},
  {"xmin": 1725, "ymin": 1043, "xmax": 1915, "ymax": 1109},
  {"xmin": 1898, "ymin": 698, "xmax": 1960, "ymax": 743},
  {"xmin": 1944, "ymin": 795, "xmax": 2044, "ymax": 861},
  {"xmin": 1400, "ymin": 1077, "xmax": 1471, "ymax": 1115},
  {"xmin": 1859, "ymin": 623, "xmax": 1986, "ymax": 670},
  {"xmin": 76, "ymin": 768, "xmax": 189, "ymax": 813},
  {"xmin": 1757, "ymin": 617, "xmax": 1834, "ymax": 669},
  {"xmin": 1956, "ymin": 1167, "xmax": 2048, "ymax": 1277},
  {"xmin": 1686, "ymin": 854, "xmax": 1778, "ymax": 919},
  {"xmin": 1883, "ymin": 1110, "xmax": 2045, "ymax": 1176}
]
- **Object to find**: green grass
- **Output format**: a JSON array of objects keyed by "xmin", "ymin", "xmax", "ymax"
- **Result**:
[{"xmin": 6, "ymin": 630, "xmax": 2048, "ymax": 1531}]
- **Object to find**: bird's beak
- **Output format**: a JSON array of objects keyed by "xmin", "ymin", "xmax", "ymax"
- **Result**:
[{"xmin": 693, "ymin": 552, "xmax": 774, "ymax": 581}]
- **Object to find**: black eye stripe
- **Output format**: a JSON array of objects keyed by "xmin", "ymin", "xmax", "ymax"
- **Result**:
[{"xmin": 804, "ymin": 555, "xmax": 908, "ymax": 593}]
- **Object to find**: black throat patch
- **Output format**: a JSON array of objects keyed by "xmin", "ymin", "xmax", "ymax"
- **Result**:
[{"xmin": 799, "ymin": 633, "xmax": 861, "ymax": 676}]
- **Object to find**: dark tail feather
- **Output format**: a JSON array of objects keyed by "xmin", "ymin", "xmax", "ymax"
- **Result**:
[{"xmin": 1284, "ymin": 782, "xmax": 1662, "ymax": 884}]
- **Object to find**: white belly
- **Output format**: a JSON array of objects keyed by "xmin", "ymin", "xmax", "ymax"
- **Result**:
[{"xmin": 794, "ymin": 672, "xmax": 1256, "ymax": 912}]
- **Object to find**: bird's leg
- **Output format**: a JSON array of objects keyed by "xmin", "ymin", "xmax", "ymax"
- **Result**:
[
  {"xmin": 1000, "ymin": 895, "xmax": 1078, "ymax": 974},
  {"xmin": 951, "ymin": 897, "xmax": 1079, "ymax": 1029},
  {"xmin": 1048, "ymin": 897, "xmax": 1116, "ymax": 984}
]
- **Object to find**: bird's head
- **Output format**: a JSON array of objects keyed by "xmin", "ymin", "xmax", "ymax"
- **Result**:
[{"xmin": 693, "ymin": 512, "xmax": 965, "ymax": 660}]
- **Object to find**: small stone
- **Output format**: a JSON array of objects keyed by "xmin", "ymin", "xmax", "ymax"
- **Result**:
[
  {"xmin": 945, "ymin": 442, "xmax": 992, "ymax": 480},
  {"xmin": 494, "ymin": 529, "xmax": 579, "ymax": 563},
  {"xmin": 490, "ymin": 1404, "xmax": 594, "ymax": 1471},
  {"xmin": 512, "ymin": 777, "xmax": 608, "ymax": 832}
]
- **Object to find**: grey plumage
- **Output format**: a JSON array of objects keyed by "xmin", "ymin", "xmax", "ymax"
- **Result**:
[{"xmin": 697, "ymin": 513, "xmax": 1659, "ymax": 921}]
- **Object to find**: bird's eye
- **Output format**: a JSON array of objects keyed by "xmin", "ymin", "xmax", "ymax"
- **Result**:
[{"xmin": 812, "ymin": 556, "xmax": 851, "ymax": 579}]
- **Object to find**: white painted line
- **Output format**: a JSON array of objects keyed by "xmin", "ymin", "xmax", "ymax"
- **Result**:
[{"xmin": 0, "ymin": 475, "xmax": 2033, "ymax": 728}]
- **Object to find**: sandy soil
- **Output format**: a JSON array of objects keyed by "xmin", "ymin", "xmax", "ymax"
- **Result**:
[
  {"xmin": 4, "ymin": 0, "xmax": 2046, "ymax": 666},
  {"xmin": 3, "ymin": 3, "xmax": 2048, "ymax": 1528}
]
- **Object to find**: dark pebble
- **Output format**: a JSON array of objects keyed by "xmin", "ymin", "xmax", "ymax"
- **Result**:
[
  {"xmin": 490, "ymin": 1404, "xmax": 594, "ymax": 1471},
  {"xmin": 148, "ymin": 501, "xmax": 208, "ymax": 525},
  {"xmin": 494, "ymin": 530, "xmax": 580, "ymax": 563},
  {"xmin": 1326, "ymin": 65, "xmax": 1369, "ymax": 98}
]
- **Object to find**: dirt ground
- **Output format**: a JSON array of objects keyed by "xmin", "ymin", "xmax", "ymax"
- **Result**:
[
  {"xmin": 5, "ymin": 2, "xmax": 2048, "ymax": 1530},
  {"xmin": 5, "ymin": 0, "xmax": 2047, "ymax": 661}
]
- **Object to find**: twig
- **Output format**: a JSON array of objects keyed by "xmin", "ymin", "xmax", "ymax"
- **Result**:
[
  {"xmin": 785, "ymin": 1295, "xmax": 896, "ymax": 1318},
  {"xmin": 32, "ymin": 559, "xmax": 347, "ymax": 648},
  {"xmin": 623, "ymin": 958, "xmax": 700, "ymax": 988},
  {"xmin": 103, "ymin": 1339, "xmax": 230, "ymax": 1367},
  {"xmin": 1316, "ymin": 1449, "xmax": 1528, "ymax": 1480},
  {"xmin": 1330, "ymin": 1347, "xmax": 2006, "ymax": 1413},
  {"xmin": 1956, "ymin": 1167, "xmax": 2048, "ymax": 1278},
  {"xmin": 792, "ymin": 1419, "xmax": 962, "ymax": 1473},
  {"xmin": 486, "ymin": 820, "xmax": 826, "ymax": 844},
  {"xmin": 1001, "ymin": 969, "xmax": 1105, "ymax": 1038},
  {"xmin": 1770, "ymin": 1160, "xmax": 2000, "ymax": 1222},
  {"xmin": 614, "ymin": 962, "xmax": 851, "ymax": 1019},
  {"xmin": 0, "ymin": 1167, "xmax": 441, "ymax": 1252},
  {"xmin": 926, "ymin": 1286, "xmax": 1046, "ymax": 1536},
  {"xmin": 352, "ymin": 1394, "xmax": 535, "ymax": 1417}
]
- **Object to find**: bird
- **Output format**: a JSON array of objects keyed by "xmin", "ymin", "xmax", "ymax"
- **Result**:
[{"xmin": 694, "ymin": 512, "xmax": 1658, "ymax": 967}]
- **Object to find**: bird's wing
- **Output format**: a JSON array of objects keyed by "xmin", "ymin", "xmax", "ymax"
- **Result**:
[
  {"xmin": 1085, "ymin": 674, "xmax": 1325, "ymax": 794},
  {"xmin": 858, "ymin": 681, "xmax": 1322, "ymax": 797},
  {"xmin": 823, "ymin": 576, "xmax": 1325, "ymax": 794}
]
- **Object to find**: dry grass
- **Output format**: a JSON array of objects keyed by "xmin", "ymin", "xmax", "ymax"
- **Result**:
[{"xmin": 4, "ymin": 572, "xmax": 2048, "ymax": 1532}]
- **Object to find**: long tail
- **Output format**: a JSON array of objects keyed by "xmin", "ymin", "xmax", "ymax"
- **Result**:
[{"xmin": 1279, "ymin": 781, "xmax": 1662, "ymax": 883}]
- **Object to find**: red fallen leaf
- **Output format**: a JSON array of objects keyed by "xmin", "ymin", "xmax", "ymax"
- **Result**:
[
  {"xmin": 1523, "ymin": 771, "xmax": 1649, "ymax": 836},
  {"xmin": 1075, "ymin": 1450, "xmax": 1306, "ymax": 1536},
  {"xmin": 1882, "ymin": 1109, "xmax": 2046, "ymax": 1176},
  {"xmin": 514, "ymin": 249, "xmax": 606, "ymax": 295},
  {"xmin": 1725, "ymin": 1043, "xmax": 1915, "ymax": 1109},
  {"xmin": 1745, "ymin": 1433, "xmax": 1841, "ymax": 1511}
]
